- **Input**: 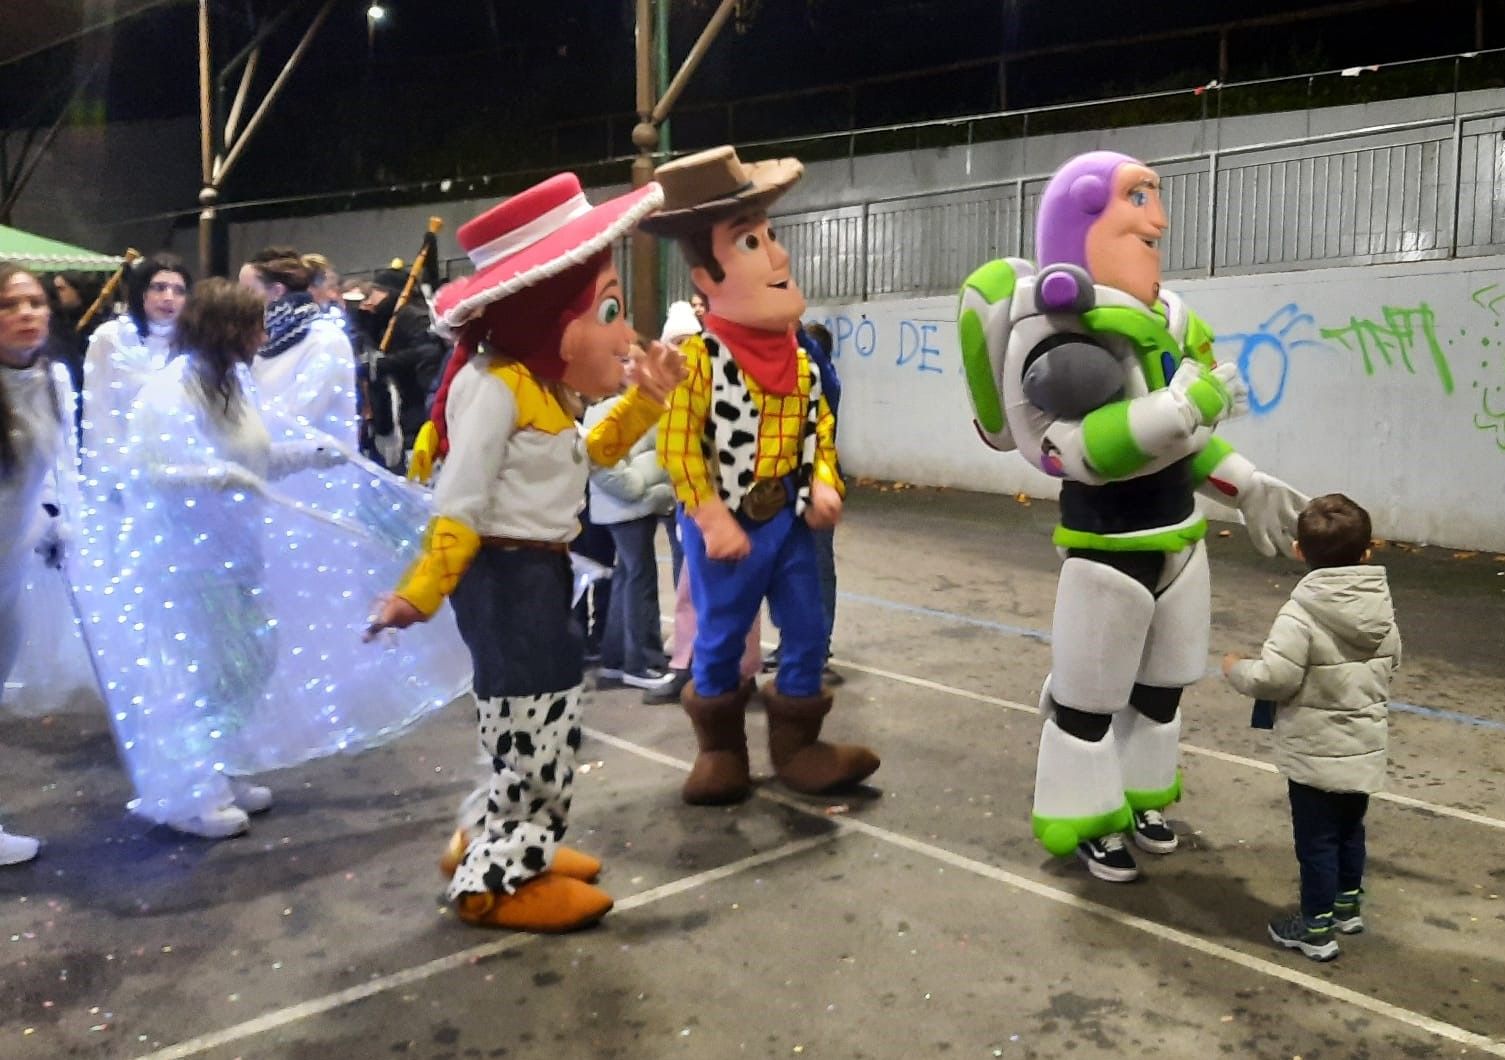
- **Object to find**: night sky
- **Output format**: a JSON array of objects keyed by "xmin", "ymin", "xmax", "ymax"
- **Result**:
[{"xmin": 0, "ymin": 0, "xmax": 1495, "ymax": 212}]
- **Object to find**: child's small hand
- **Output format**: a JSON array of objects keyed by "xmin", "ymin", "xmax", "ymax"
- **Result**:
[{"xmin": 1221, "ymin": 652, "xmax": 1242, "ymax": 677}]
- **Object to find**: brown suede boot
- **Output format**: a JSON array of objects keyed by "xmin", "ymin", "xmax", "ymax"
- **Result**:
[
  {"xmin": 440, "ymin": 829, "xmax": 601, "ymax": 882},
  {"xmin": 454, "ymin": 873, "xmax": 613, "ymax": 933},
  {"xmin": 763, "ymin": 687, "xmax": 880, "ymax": 794},
  {"xmin": 681, "ymin": 679, "xmax": 755, "ymax": 805}
]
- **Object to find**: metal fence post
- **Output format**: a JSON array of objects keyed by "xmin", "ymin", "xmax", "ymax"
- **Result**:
[
  {"xmin": 1449, "ymin": 115, "xmax": 1464, "ymax": 259},
  {"xmin": 1205, "ymin": 151, "xmax": 1219, "ymax": 277},
  {"xmin": 1013, "ymin": 178, "xmax": 1025, "ymax": 258},
  {"xmin": 859, "ymin": 202, "xmax": 870, "ymax": 302}
]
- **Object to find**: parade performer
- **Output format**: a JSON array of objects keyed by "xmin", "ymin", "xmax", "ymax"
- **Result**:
[
  {"xmin": 366, "ymin": 172, "xmax": 681, "ymax": 932},
  {"xmin": 80, "ymin": 254, "xmax": 190, "ymax": 491},
  {"xmin": 0, "ymin": 263, "xmax": 77, "ymax": 863},
  {"xmin": 70, "ymin": 279, "xmax": 468, "ymax": 839},
  {"xmin": 640, "ymin": 146, "xmax": 878, "ymax": 805},
  {"xmin": 958, "ymin": 151, "xmax": 1306, "ymax": 881},
  {"xmin": 240, "ymin": 247, "xmax": 359, "ymax": 444}
]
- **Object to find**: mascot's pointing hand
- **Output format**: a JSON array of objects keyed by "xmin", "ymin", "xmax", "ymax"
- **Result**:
[{"xmin": 628, "ymin": 339, "xmax": 687, "ymax": 405}]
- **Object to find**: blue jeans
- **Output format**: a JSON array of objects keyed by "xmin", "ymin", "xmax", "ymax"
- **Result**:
[
  {"xmin": 600, "ymin": 516, "xmax": 666, "ymax": 674},
  {"xmin": 680, "ymin": 505, "xmax": 827, "ymax": 698},
  {"xmin": 1288, "ymin": 779, "xmax": 1368, "ymax": 918}
]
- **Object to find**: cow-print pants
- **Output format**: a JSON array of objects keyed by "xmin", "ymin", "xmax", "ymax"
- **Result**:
[
  {"xmin": 446, "ymin": 546, "xmax": 587, "ymax": 901},
  {"xmin": 447, "ymin": 685, "xmax": 583, "ymax": 900}
]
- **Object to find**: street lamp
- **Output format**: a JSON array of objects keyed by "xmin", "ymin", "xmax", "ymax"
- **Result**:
[{"xmin": 367, "ymin": 3, "xmax": 386, "ymax": 21}]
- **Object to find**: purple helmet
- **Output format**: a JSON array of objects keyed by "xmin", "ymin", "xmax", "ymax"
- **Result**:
[{"xmin": 1036, "ymin": 151, "xmax": 1141, "ymax": 270}]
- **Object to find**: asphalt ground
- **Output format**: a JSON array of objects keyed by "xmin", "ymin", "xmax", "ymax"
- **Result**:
[{"xmin": 2, "ymin": 485, "xmax": 1501, "ymax": 1059}]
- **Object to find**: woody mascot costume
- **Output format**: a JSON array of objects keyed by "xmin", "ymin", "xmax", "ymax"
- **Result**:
[
  {"xmin": 368, "ymin": 172, "xmax": 685, "ymax": 931},
  {"xmin": 642, "ymin": 146, "xmax": 879, "ymax": 805},
  {"xmin": 957, "ymin": 151, "xmax": 1307, "ymax": 882}
]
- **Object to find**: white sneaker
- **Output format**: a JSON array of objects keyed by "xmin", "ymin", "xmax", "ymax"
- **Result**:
[
  {"xmin": 168, "ymin": 804, "xmax": 250, "ymax": 839},
  {"xmin": 0, "ymin": 829, "xmax": 41, "ymax": 865},
  {"xmin": 230, "ymin": 780, "xmax": 274, "ymax": 815}
]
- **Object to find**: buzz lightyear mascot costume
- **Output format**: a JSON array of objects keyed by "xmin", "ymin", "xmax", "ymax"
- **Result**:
[{"xmin": 958, "ymin": 151, "xmax": 1307, "ymax": 882}]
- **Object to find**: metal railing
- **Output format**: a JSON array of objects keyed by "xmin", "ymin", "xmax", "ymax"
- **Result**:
[{"xmin": 657, "ymin": 106, "xmax": 1505, "ymax": 305}]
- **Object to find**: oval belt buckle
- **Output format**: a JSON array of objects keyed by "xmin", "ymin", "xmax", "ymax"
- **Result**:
[{"xmin": 740, "ymin": 478, "xmax": 786, "ymax": 522}]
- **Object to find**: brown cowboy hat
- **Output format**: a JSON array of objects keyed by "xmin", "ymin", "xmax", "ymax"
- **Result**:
[{"xmin": 637, "ymin": 145, "xmax": 802, "ymax": 237}]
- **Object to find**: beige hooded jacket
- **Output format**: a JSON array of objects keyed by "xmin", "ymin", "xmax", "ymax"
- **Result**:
[{"xmin": 1227, "ymin": 565, "xmax": 1402, "ymax": 794}]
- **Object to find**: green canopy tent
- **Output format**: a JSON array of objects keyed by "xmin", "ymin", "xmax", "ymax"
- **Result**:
[{"xmin": 0, "ymin": 224, "xmax": 123, "ymax": 273}]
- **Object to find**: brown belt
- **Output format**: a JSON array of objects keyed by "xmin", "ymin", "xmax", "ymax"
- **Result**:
[{"xmin": 481, "ymin": 535, "xmax": 570, "ymax": 555}]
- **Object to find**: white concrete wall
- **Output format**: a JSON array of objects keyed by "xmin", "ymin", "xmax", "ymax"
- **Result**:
[{"xmin": 810, "ymin": 254, "xmax": 1505, "ymax": 552}]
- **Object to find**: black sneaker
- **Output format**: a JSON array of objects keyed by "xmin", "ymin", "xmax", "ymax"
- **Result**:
[
  {"xmin": 821, "ymin": 663, "xmax": 846, "ymax": 688},
  {"xmin": 1076, "ymin": 833, "xmax": 1140, "ymax": 882},
  {"xmin": 641, "ymin": 668, "xmax": 690, "ymax": 705},
  {"xmin": 623, "ymin": 668, "xmax": 676, "ymax": 692},
  {"xmin": 1130, "ymin": 809, "xmax": 1178, "ymax": 854},
  {"xmin": 761, "ymin": 649, "xmax": 780, "ymax": 674},
  {"xmin": 1332, "ymin": 889, "xmax": 1364, "ymax": 934},
  {"xmin": 1268, "ymin": 911, "xmax": 1339, "ymax": 961}
]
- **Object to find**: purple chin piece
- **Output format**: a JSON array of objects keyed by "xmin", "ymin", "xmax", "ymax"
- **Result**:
[{"xmin": 1036, "ymin": 151, "xmax": 1141, "ymax": 272}]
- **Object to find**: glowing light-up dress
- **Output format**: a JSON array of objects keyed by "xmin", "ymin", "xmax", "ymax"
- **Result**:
[{"xmin": 70, "ymin": 357, "xmax": 469, "ymax": 824}]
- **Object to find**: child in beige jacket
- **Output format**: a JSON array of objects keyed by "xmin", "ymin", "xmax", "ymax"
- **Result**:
[{"xmin": 1222, "ymin": 493, "xmax": 1401, "ymax": 962}]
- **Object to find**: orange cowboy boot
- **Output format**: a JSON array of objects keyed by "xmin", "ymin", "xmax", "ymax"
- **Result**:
[{"xmin": 454, "ymin": 873, "xmax": 613, "ymax": 933}]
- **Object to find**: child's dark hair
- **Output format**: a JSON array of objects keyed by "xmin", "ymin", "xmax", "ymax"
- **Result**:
[{"xmin": 1296, "ymin": 493, "xmax": 1372, "ymax": 569}]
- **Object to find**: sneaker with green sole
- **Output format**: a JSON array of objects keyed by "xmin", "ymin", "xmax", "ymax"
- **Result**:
[
  {"xmin": 1332, "ymin": 889, "xmax": 1364, "ymax": 934},
  {"xmin": 1268, "ymin": 911, "xmax": 1339, "ymax": 961}
]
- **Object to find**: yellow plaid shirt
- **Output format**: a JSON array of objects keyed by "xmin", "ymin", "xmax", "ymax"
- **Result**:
[{"xmin": 657, "ymin": 333, "xmax": 842, "ymax": 511}]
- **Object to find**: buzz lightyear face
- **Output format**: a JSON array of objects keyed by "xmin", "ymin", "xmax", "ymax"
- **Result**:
[{"xmin": 1083, "ymin": 163, "xmax": 1168, "ymax": 308}]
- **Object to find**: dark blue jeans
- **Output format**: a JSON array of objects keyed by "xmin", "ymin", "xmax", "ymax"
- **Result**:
[
  {"xmin": 601, "ymin": 515, "xmax": 667, "ymax": 674},
  {"xmin": 1288, "ymin": 779, "xmax": 1369, "ymax": 918}
]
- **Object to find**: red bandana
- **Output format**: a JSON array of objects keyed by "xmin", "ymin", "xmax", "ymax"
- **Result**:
[{"xmin": 704, "ymin": 314, "xmax": 799, "ymax": 396}]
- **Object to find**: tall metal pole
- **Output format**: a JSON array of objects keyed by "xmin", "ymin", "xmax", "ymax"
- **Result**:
[
  {"xmin": 197, "ymin": 0, "xmax": 216, "ymax": 277},
  {"xmin": 630, "ymin": 0, "xmax": 661, "ymax": 336},
  {"xmin": 656, "ymin": 0, "xmax": 672, "ymax": 311}
]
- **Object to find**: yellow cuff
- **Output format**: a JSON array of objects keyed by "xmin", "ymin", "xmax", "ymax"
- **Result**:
[
  {"xmin": 395, "ymin": 516, "xmax": 481, "ymax": 616},
  {"xmin": 406, "ymin": 421, "xmax": 439, "ymax": 485},
  {"xmin": 814, "ymin": 461, "xmax": 845, "ymax": 497},
  {"xmin": 586, "ymin": 386, "xmax": 666, "ymax": 466}
]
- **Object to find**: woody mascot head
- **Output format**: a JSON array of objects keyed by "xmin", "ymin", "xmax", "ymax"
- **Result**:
[{"xmin": 641, "ymin": 146, "xmax": 879, "ymax": 805}]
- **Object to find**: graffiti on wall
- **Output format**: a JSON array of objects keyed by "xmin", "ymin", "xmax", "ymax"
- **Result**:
[
  {"xmin": 1468, "ymin": 285, "xmax": 1505, "ymax": 450},
  {"xmin": 1319, "ymin": 303, "xmax": 1456, "ymax": 395},
  {"xmin": 1215, "ymin": 304, "xmax": 1330, "ymax": 416}
]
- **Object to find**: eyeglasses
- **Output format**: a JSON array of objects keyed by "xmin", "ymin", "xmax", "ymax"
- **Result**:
[{"xmin": 148, "ymin": 281, "xmax": 188, "ymax": 295}]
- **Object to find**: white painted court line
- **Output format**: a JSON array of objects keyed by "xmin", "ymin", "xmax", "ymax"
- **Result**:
[
  {"xmin": 587, "ymin": 727, "xmax": 1505, "ymax": 1058},
  {"xmin": 133, "ymin": 833, "xmax": 838, "ymax": 1060},
  {"xmin": 658, "ymin": 613, "xmax": 1505, "ymax": 832},
  {"xmin": 828, "ymin": 655, "xmax": 1505, "ymax": 833}
]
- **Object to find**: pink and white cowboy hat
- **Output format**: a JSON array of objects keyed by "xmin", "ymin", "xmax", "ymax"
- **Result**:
[{"xmin": 432, "ymin": 172, "xmax": 664, "ymax": 333}]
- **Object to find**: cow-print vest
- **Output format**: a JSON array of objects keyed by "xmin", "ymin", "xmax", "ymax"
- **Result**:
[{"xmin": 701, "ymin": 332, "xmax": 822, "ymax": 517}]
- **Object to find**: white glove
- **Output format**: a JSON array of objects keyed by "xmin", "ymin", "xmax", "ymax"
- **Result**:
[
  {"xmin": 1167, "ymin": 360, "xmax": 1248, "ymax": 429},
  {"xmin": 1238, "ymin": 471, "xmax": 1308, "ymax": 558}
]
